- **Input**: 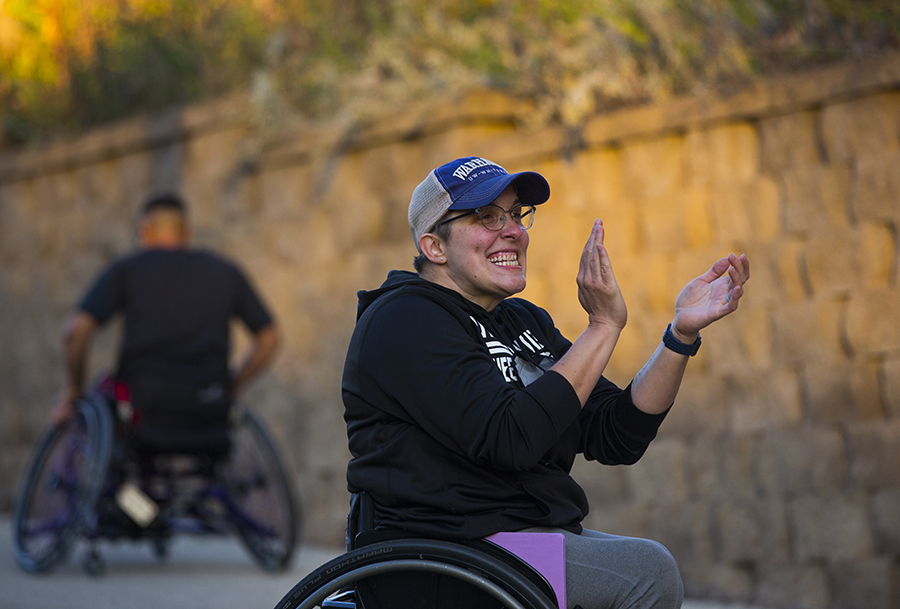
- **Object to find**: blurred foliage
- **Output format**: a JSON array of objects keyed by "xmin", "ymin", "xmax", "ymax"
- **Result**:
[{"xmin": 1, "ymin": 0, "xmax": 899, "ymax": 146}]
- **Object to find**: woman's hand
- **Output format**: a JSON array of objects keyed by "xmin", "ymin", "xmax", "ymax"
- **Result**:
[
  {"xmin": 577, "ymin": 220, "xmax": 627, "ymax": 330},
  {"xmin": 671, "ymin": 253, "xmax": 750, "ymax": 341}
]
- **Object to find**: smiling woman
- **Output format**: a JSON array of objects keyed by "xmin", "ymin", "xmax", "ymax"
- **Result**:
[{"xmin": 341, "ymin": 156, "xmax": 750, "ymax": 609}]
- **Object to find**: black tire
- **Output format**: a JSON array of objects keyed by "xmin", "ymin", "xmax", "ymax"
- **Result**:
[
  {"xmin": 12, "ymin": 397, "xmax": 113, "ymax": 572},
  {"xmin": 221, "ymin": 407, "xmax": 299, "ymax": 571},
  {"xmin": 275, "ymin": 539, "xmax": 558, "ymax": 609}
]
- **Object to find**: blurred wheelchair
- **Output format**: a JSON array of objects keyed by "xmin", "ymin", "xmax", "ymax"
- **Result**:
[
  {"xmin": 12, "ymin": 376, "xmax": 299, "ymax": 575},
  {"xmin": 274, "ymin": 493, "xmax": 565, "ymax": 609}
]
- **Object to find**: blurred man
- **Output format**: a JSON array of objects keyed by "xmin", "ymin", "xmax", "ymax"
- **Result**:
[{"xmin": 53, "ymin": 192, "xmax": 279, "ymax": 453}]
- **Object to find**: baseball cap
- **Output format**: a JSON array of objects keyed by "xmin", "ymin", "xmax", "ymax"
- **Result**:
[{"xmin": 408, "ymin": 157, "xmax": 551, "ymax": 250}]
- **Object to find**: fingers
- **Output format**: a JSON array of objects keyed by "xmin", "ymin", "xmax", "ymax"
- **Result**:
[
  {"xmin": 727, "ymin": 252, "xmax": 750, "ymax": 285},
  {"xmin": 579, "ymin": 220, "xmax": 599, "ymax": 273},
  {"xmin": 579, "ymin": 220, "xmax": 605, "ymax": 283}
]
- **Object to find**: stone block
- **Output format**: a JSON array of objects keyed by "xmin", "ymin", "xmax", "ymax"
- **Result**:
[
  {"xmin": 662, "ymin": 372, "xmax": 730, "ymax": 435},
  {"xmin": 820, "ymin": 92, "xmax": 900, "ymax": 164},
  {"xmin": 755, "ymin": 561, "xmax": 831, "ymax": 609},
  {"xmin": 803, "ymin": 226, "xmax": 867, "ymax": 297},
  {"xmin": 570, "ymin": 457, "xmax": 630, "ymax": 505},
  {"xmin": 685, "ymin": 122, "xmax": 760, "ymax": 187},
  {"xmin": 857, "ymin": 221, "xmax": 897, "ymax": 290},
  {"xmin": 884, "ymin": 357, "xmax": 900, "ymax": 419},
  {"xmin": 759, "ymin": 110, "xmax": 823, "ymax": 173},
  {"xmin": 846, "ymin": 287, "xmax": 900, "ymax": 356},
  {"xmin": 781, "ymin": 164, "xmax": 853, "ymax": 236},
  {"xmin": 713, "ymin": 497, "xmax": 790, "ymax": 562},
  {"xmin": 756, "ymin": 428, "xmax": 846, "ymax": 496},
  {"xmin": 774, "ymin": 237, "xmax": 812, "ymax": 302},
  {"xmin": 773, "ymin": 297, "xmax": 845, "ymax": 364},
  {"xmin": 845, "ymin": 420, "xmax": 900, "ymax": 488},
  {"xmin": 260, "ymin": 164, "xmax": 314, "ymax": 222},
  {"xmin": 678, "ymin": 561, "xmax": 754, "ymax": 603},
  {"xmin": 620, "ymin": 135, "xmax": 685, "ymax": 201},
  {"xmin": 645, "ymin": 500, "xmax": 714, "ymax": 563},
  {"xmin": 726, "ymin": 368, "xmax": 803, "ymax": 434},
  {"xmin": 182, "ymin": 127, "xmax": 248, "ymax": 226},
  {"xmin": 642, "ymin": 192, "xmax": 693, "ymax": 253},
  {"xmin": 552, "ymin": 147, "xmax": 624, "ymax": 213},
  {"xmin": 709, "ymin": 182, "xmax": 755, "ymax": 247},
  {"xmin": 640, "ymin": 253, "xmax": 681, "ymax": 315},
  {"xmin": 870, "ymin": 488, "xmax": 900, "ymax": 555},
  {"xmin": 804, "ymin": 358, "xmax": 883, "ymax": 423},
  {"xmin": 853, "ymin": 151, "xmax": 900, "ymax": 225},
  {"xmin": 624, "ymin": 437, "xmax": 689, "ymax": 507},
  {"xmin": 748, "ymin": 176, "xmax": 781, "ymax": 244},
  {"xmin": 682, "ymin": 187, "xmax": 716, "ymax": 249},
  {"xmin": 789, "ymin": 493, "xmax": 874, "ymax": 560},
  {"xmin": 581, "ymin": 500, "xmax": 646, "ymax": 539},
  {"xmin": 702, "ymin": 303, "xmax": 773, "ymax": 377},
  {"xmin": 829, "ymin": 557, "xmax": 900, "ymax": 609},
  {"xmin": 686, "ymin": 433, "xmax": 758, "ymax": 499}
]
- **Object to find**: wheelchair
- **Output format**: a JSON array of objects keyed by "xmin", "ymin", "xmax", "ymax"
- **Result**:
[
  {"xmin": 12, "ymin": 380, "xmax": 299, "ymax": 575},
  {"xmin": 274, "ymin": 494, "xmax": 566, "ymax": 609}
]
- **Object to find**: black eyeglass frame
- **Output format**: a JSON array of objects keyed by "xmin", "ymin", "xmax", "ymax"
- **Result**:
[{"xmin": 433, "ymin": 204, "xmax": 536, "ymax": 232}]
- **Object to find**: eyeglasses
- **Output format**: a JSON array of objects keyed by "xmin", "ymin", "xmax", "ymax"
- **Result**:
[{"xmin": 435, "ymin": 204, "xmax": 536, "ymax": 232}]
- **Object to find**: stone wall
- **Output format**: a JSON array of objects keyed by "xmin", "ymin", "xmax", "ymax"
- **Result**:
[{"xmin": 3, "ymin": 54, "xmax": 900, "ymax": 608}]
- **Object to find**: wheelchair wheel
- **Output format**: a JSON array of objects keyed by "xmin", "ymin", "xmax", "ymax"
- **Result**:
[
  {"xmin": 275, "ymin": 539, "xmax": 559, "ymax": 609},
  {"xmin": 12, "ymin": 397, "xmax": 113, "ymax": 572},
  {"xmin": 221, "ymin": 407, "xmax": 298, "ymax": 571}
]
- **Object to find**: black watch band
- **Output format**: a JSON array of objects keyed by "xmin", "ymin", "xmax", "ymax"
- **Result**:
[{"xmin": 662, "ymin": 324, "xmax": 701, "ymax": 356}]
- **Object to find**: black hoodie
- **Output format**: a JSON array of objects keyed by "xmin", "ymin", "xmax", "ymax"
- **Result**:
[{"xmin": 343, "ymin": 270, "xmax": 668, "ymax": 540}]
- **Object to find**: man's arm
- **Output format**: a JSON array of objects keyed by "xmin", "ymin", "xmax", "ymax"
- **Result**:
[
  {"xmin": 51, "ymin": 311, "xmax": 98, "ymax": 425},
  {"xmin": 230, "ymin": 324, "xmax": 280, "ymax": 398}
]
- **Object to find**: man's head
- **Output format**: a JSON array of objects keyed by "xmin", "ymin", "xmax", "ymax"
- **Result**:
[{"xmin": 138, "ymin": 192, "xmax": 190, "ymax": 249}]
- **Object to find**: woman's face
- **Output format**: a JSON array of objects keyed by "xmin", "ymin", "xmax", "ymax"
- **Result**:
[{"xmin": 441, "ymin": 185, "xmax": 529, "ymax": 311}]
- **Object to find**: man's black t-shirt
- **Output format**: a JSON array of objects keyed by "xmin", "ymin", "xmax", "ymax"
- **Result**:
[{"xmin": 79, "ymin": 248, "xmax": 273, "ymax": 387}]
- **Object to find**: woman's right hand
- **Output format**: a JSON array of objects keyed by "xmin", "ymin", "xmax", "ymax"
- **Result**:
[{"xmin": 577, "ymin": 219, "xmax": 627, "ymax": 330}]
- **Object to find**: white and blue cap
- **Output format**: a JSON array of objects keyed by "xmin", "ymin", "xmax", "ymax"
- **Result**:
[{"xmin": 408, "ymin": 157, "xmax": 551, "ymax": 251}]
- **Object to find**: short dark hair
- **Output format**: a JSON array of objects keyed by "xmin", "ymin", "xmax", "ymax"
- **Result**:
[
  {"xmin": 141, "ymin": 192, "xmax": 186, "ymax": 216},
  {"xmin": 412, "ymin": 215, "xmax": 453, "ymax": 273}
]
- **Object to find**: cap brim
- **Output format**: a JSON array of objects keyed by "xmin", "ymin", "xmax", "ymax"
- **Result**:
[{"xmin": 449, "ymin": 171, "xmax": 550, "ymax": 210}]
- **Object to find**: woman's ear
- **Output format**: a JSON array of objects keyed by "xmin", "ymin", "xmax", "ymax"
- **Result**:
[{"xmin": 418, "ymin": 234, "xmax": 446, "ymax": 264}]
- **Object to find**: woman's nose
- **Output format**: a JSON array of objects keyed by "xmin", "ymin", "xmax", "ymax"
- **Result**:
[{"xmin": 499, "ymin": 217, "xmax": 524, "ymax": 238}]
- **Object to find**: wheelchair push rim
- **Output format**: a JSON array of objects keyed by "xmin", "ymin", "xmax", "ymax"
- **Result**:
[
  {"xmin": 275, "ymin": 539, "xmax": 560, "ymax": 609},
  {"xmin": 220, "ymin": 406, "xmax": 299, "ymax": 572},
  {"xmin": 12, "ymin": 397, "xmax": 113, "ymax": 572}
]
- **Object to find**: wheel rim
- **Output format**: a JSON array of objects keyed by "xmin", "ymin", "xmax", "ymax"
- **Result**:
[
  {"xmin": 13, "ymin": 398, "xmax": 112, "ymax": 572},
  {"xmin": 220, "ymin": 409, "xmax": 297, "ymax": 570}
]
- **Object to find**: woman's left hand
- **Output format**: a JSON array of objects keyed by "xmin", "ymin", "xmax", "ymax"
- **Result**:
[{"xmin": 671, "ymin": 253, "xmax": 749, "ymax": 340}]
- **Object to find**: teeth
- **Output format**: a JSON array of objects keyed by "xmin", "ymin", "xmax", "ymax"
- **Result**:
[{"xmin": 489, "ymin": 253, "xmax": 518, "ymax": 267}]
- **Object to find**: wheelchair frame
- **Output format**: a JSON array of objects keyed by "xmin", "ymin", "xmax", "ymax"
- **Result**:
[
  {"xmin": 276, "ymin": 492, "xmax": 564, "ymax": 609},
  {"xmin": 12, "ymin": 392, "xmax": 300, "ymax": 575}
]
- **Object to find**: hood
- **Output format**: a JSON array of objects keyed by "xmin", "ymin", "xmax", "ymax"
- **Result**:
[
  {"xmin": 356, "ymin": 270, "xmax": 494, "ymax": 324},
  {"xmin": 355, "ymin": 271, "xmax": 529, "ymax": 355},
  {"xmin": 356, "ymin": 270, "xmax": 424, "ymax": 320}
]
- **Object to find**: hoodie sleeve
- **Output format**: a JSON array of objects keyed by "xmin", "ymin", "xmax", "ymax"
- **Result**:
[
  {"xmin": 345, "ymin": 293, "xmax": 584, "ymax": 472},
  {"xmin": 505, "ymin": 299, "xmax": 669, "ymax": 466}
]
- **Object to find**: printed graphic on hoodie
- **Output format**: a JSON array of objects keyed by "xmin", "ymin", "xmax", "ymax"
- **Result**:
[{"xmin": 470, "ymin": 317, "xmax": 555, "ymax": 386}]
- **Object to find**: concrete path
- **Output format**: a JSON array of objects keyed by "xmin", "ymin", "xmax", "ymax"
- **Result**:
[{"xmin": 1, "ymin": 516, "xmax": 764, "ymax": 609}]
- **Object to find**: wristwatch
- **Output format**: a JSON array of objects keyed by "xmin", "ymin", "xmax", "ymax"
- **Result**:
[{"xmin": 662, "ymin": 324, "xmax": 701, "ymax": 356}]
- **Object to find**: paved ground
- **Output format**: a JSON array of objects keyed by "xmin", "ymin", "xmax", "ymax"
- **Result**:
[{"xmin": 1, "ymin": 516, "xmax": 765, "ymax": 609}]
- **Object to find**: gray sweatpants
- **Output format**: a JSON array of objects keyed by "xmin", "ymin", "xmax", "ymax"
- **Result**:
[{"xmin": 524, "ymin": 527, "xmax": 684, "ymax": 609}]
